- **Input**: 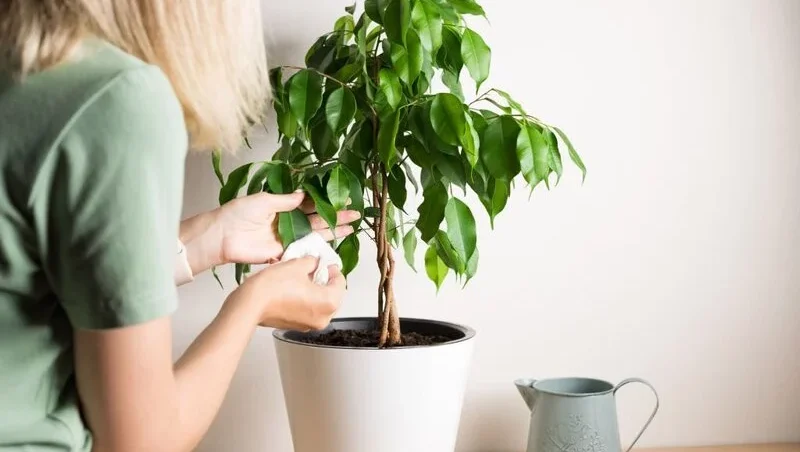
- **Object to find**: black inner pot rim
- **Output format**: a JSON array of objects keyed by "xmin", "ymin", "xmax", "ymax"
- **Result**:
[{"xmin": 272, "ymin": 317, "xmax": 476, "ymax": 350}]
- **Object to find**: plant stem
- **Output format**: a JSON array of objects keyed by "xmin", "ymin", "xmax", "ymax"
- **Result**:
[{"xmin": 376, "ymin": 165, "xmax": 401, "ymax": 347}]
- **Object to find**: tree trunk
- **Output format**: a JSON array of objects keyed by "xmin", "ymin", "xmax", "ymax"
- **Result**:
[{"xmin": 374, "ymin": 165, "xmax": 402, "ymax": 347}]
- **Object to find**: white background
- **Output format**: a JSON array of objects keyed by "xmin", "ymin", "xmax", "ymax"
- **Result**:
[{"xmin": 174, "ymin": 0, "xmax": 800, "ymax": 450}]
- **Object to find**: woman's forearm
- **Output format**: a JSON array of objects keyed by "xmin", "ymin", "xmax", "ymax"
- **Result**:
[
  {"xmin": 171, "ymin": 295, "xmax": 259, "ymax": 451},
  {"xmin": 79, "ymin": 294, "xmax": 260, "ymax": 452}
]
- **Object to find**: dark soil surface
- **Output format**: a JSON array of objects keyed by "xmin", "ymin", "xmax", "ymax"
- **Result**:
[{"xmin": 298, "ymin": 329, "xmax": 456, "ymax": 347}]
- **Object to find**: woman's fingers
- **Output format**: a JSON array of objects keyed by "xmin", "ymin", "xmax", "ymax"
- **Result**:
[
  {"xmin": 315, "ymin": 225, "xmax": 355, "ymax": 242},
  {"xmin": 308, "ymin": 210, "xmax": 361, "ymax": 230},
  {"xmin": 300, "ymin": 197, "xmax": 354, "ymax": 215}
]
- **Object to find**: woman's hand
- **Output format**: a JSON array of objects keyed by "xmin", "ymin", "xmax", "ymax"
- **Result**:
[
  {"xmin": 179, "ymin": 192, "xmax": 360, "ymax": 275},
  {"xmin": 228, "ymin": 256, "xmax": 347, "ymax": 331}
]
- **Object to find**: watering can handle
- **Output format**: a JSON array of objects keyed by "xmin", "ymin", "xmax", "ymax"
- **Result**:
[{"xmin": 613, "ymin": 378, "xmax": 660, "ymax": 452}]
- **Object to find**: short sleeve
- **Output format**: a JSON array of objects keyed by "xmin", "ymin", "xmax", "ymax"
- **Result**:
[{"xmin": 38, "ymin": 66, "xmax": 188, "ymax": 329}]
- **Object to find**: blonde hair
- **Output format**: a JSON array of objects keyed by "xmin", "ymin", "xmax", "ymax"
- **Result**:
[{"xmin": 0, "ymin": 0, "xmax": 270, "ymax": 152}]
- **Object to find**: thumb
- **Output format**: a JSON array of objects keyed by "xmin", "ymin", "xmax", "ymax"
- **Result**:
[{"xmin": 264, "ymin": 191, "xmax": 305, "ymax": 213}]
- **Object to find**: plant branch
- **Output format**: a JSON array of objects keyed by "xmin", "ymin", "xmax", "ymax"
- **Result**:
[{"xmin": 281, "ymin": 65, "xmax": 348, "ymax": 87}]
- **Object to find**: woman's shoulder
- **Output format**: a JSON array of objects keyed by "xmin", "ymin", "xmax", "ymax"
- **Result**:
[
  {"xmin": 60, "ymin": 39, "xmax": 187, "ymax": 133},
  {"xmin": 1, "ymin": 39, "xmax": 187, "ymax": 156}
]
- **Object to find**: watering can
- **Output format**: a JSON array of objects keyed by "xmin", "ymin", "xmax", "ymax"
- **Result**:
[{"xmin": 514, "ymin": 377, "xmax": 659, "ymax": 452}]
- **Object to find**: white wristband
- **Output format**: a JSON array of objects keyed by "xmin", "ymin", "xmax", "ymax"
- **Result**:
[{"xmin": 174, "ymin": 239, "xmax": 194, "ymax": 286}]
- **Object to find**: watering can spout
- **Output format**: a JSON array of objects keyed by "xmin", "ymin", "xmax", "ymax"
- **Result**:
[{"xmin": 514, "ymin": 378, "xmax": 538, "ymax": 411}]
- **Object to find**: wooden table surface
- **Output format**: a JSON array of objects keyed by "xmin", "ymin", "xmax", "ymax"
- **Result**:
[{"xmin": 640, "ymin": 444, "xmax": 800, "ymax": 452}]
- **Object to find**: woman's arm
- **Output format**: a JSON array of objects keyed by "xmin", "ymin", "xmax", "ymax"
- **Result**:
[{"xmin": 75, "ymin": 257, "xmax": 345, "ymax": 452}]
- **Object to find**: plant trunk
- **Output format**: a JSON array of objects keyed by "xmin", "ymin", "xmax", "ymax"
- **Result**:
[{"xmin": 373, "ymin": 165, "xmax": 402, "ymax": 347}]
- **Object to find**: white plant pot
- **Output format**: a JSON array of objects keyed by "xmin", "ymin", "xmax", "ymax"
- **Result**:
[{"xmin": 273, "ymin": 317, "xmax": 476, "ymax": 452}]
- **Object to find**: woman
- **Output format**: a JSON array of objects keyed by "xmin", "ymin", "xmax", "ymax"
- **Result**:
[{"xmin": 0, "ymin": 1, "xmax": 357, "ymax": 451}]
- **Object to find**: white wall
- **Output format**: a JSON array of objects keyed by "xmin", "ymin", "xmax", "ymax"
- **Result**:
[{"xmin": 174, "ymin": 0, "xmax": 800, "ymax": 450}]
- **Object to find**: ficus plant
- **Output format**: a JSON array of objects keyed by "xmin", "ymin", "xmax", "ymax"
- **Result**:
[{"xmin": 212, "ymin": 0, "xmax": 586, "ymax": 347}]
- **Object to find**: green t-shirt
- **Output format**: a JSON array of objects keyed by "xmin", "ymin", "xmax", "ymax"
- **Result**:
[{"xmin": 0, "ymin": 40, "xmax": 186, "ymax": 450}]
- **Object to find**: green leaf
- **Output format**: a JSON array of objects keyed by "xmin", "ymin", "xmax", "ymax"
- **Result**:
[
  {"xmin": 553, "ymin": 126, "xmax": 586, "ymax": 182},
  {"xmin": 464, "ymin": 248, "xmax": 479, "ymax": 285},
  {"xmin": 378, "ymin": 69, "xmax": 403, "ymax": 111},
  {"xmin": 461, "ymin": 28, "xmax": 491, "ymax": 92},
  {"xmin": 327, "ymin": 166, "xmax": 350, "ymax": 210},
  {"xmin": 341, "ymin": 166, "xmax": 364, "ymax": 228},
  {"xmin": 269, "ymin": 66, "xmax": 285, "ymax": 104},
  {"xmin": 326, "ymin": 87, "xmax": 357, "ymax": 133},
  {"xmin": 403, "ymin": 160, "xmax": 420, "ymax": 193},
  {"xmin": 425, "ymin": 244, "xmax": 448, "ymax": 291},
  {"xmin": 478, "ymin": 108, "xmax": 498, "ymax": 121},
  {"xmin": 441, "ymin": 69, "xmax": 464, "ymax": 101},
  {"xmin": 492, "ymin": 88, "xmax": 527, "ymax": 115},
  {"xmin": 449, "ymin": 0, "xmax": 485, "ymax": 15},
  {"xmin": 272, "ymin": 137, "xmax": 291, "ymax": 162},
  {"xmin": 355, "ymin": 14, "xmax": 369, "ymax": 57},
  {"xmin": 211, "ymin": 266, "xmax": 224, "ymax": 289},
  {"xmin": 383, "ymin": 0, "xmax": 411, "ymax": 45},
  {"xmin": 266, "ymin": 162, "xmax": 295, "ymax": 194},
  {"xmin": 310, "ymin": 120, "xmax": 339, "ymax": 160},
  {"xmin": 386, "ymin": 202, "xmax": 400, "ymax": 247},
  {"xmin": 516, "ymin": 121, "xmax": 550, "ymax": 187},
  {"xmin": 431, "ymin": 231, "xmax": 464, "ymax": 274},
  {"xmin": 333, "ymin": 61, "xmax": 362, "ymax": 83},
  {"xmin": 430, "ymin": 93, "xmax": 466, "ymax": 146},
  {"xmin": 288, "ymin": 69, "xmax": 324, "ymax": 126},
  {"xmin": 247, "ymin": 162, "xmax": 273, "ymax": 195},
  {"xmin": 235, "ymin": 263, "xmax": 248, "ymax": 285},
  {"xmin": 211, "ymin": 149, "xmax": 224, "ymax": 185},
  {"xmin": 365, "ymin": 0, "xmax": 388, "ymax": 24},
  {"xmin": 390, "ymin": 29, "xmax": 423, "ymax": 84},
  {"xmin": 334, "ymin": 15, "xmax": 355, "ymax": 35},
  {"xmin": 483, "ymin": 97, "xmax": 512, "ymax": 115},
  {"xmin": 412, "ymin": 0, "xmax": 443, "ymax": 52},
  {"xmin": 388, "ymin": 165, "xmax": 408, "ymax": 210},
  {"xmin": 444, "ymin": 197, "xmax": 477, "ymax": 263},
  {"xmin": 364, "ymin": 206, "xmax": 381, "ymax": 218},
  {"xmin": 219, "ymin": 163, "xmax": 253, "ymax": 205},
  {"xmin": 462, "ymin": 111, "xmax": 480, "ymax": 167},
  {"xmin": 435, "ymin": 153, "xmax": 467, "ymax": 190},
  {"xmin": 416, "ymin": 180, "xmax": 447, "ymax": 242},
  {"xmin": 481, "ymin": 116, "xmax": 520, "ymax": 180},
  {"xmin": 275, "ymin": 101, "xmax": 299, "ymax": 138},
  {"xmin": 436, "ymin": 26, "xmax": 463, "ymax": 73},
  {"xmin": 403, "ymin": 228, "xmax": 418, "ymax": 271},
  {"xmin": 336, "ymin": 234, "xmax": 360, "ymax": 276},
  {"xmin": 469, "ymin": 110, "xmax": 488, "ymax": 136},
  {"xmin": 406, "ymin": 136, "xmax": 435, "ymax": 167},
  {"xmin": 544, "ymin": 128, "xmax": 563, "ymax": 182},
  {"xmin": 378, "ymin": 110, "xmax": 401, "ymax": 167},
  {"xmin": 350, "ymin": 120, "xmax": 374, "ymax": 160},
  {"xmin": 480, "ymin": 177, "xmax": 510, "ymax": 228},
  {"xmin": 345, "ymin": 3, "xmax": 356, "ymax": 14},
  {"xmin": 431, "ymin": 0, "xmax": 460, "ymax": 23},
  {"xmin": 302, "ymin": 182, "xmax": 338, "ymax": 231},
  {"xmin": 278, "ymin": 210, "xmax": 312, "ymax": 248}
]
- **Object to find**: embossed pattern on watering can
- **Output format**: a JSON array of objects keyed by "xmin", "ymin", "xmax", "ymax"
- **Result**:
[{"xmin": 540, "ymin": 414, "xmax": 608, "ymax": 452}]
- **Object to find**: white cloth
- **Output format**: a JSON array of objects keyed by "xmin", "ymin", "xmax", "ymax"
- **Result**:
[{"xmin": 280, "ymin": 232, "xmax": 343, "ymax": 285}]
